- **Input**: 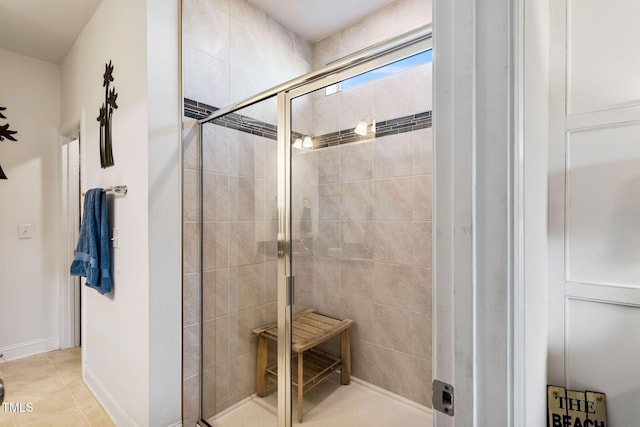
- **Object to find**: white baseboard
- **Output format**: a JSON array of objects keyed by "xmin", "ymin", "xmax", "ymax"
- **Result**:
[
  {"xmin": 84, "ymin": 365, "xmax": 139, "ymax": 427},
  {"xmin": 0, "ymin": 336, "xmax": 59, "ymax": 362},
  {"xmin": 167, "ymin": 422, "xmax": 183, "ymax": 427}
]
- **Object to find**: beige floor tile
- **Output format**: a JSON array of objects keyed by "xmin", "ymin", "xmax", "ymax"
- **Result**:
[
  {"xmin": 46, "ymin": 348, "xmax": 81, "ymax": 365},
  {"xmin": 15, "ymin": 406, "xmax": 88, "ymax": 427},
  {"xmin": 0, "ymin": 407, "xmax": 15, "ymax": 427},
  {"xmin": 2, "ymin": 348, "xmax": 112, "ymax": 427},
  {"xmin": 83, "ymin": 406, "xmax": 114, "ymax": 427},
  {"xmin": 66, "ymin": 379, "xmax": 94, "ymax": 407},
  {"xmin": 12, "ymin": 388, "xmax": 76, "ymax": 424},
  {"xmin": 66, "ymin": 380, "xmax": 114, "ymax": 427},
  {"xmin": 0, "ymin": 355, "xmax": 52, "ymax": 381},
  {"xmin": 3, "ymin": 376, "xmax": 66, "ymax": 404},
  {"xmin": 55, "ymin": 366, "xmax": 82, "ymax": 386},
  {"xmin": 48, "ymin": 349, "xmax": 82, "ymax": 386}
]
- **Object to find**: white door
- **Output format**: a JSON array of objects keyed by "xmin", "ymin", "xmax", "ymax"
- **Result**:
[
  {"xmin": 61, "ymin": 136, "xmax": 81, "ymax": 348},
  {"xmin": 549, "ymin": 1, "xmax": 640, "ymax": 425},
  {"xmin": 285, "ymin": 38, "xmax": 434, "ymax": 426}
]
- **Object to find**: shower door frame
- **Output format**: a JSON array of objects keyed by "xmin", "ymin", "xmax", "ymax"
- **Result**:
[
  {"xmin": 197, "ymin": 25, "xmax": 433, "ymax": 427},
  {"xmin": 282, "ymin": 36, "xmax": 432, "ymax": 427}
]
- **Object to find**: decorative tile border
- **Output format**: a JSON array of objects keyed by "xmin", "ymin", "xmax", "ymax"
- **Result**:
[
  {"xmin": 184, "ymin": 98, "xmax": 217, "ymax": 120},
  {"xmin": 184, "ymin": 98, "xmax": 278, "ymax": 140},
  {"xmin": 311, "ymin": 112, "xmax": 432, "ymax": 149},
  {"xmin": 184, "ymin": 98, "xmax": 432, "ymax": 148}
]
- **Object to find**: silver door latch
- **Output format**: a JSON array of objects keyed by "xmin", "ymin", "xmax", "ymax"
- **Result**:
[{"xmin": 433, "ymin": 380, "xmax": 454, "ymax": 416}]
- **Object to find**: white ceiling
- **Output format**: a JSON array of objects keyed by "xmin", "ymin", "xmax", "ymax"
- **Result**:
[
  {"xmin": 0, "ymin": 0, "xmax": 396, "ymax": 64},
  {"xmin": 0, "ymin": 0, "xmax": 102, "ymax": 64},
  {"xmin": 247, "ymin": 0, "xmax": 398, "ymax": 42}
]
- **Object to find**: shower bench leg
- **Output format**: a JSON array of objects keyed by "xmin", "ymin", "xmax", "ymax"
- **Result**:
[
  {"xmin": 340, "ymin": 329, "xmax": 351, "ymax": 385},
  {"xmin": 298, "ymin": 351, "xmax": 304, "ymax": 423},
  {"xmin": 256, "ymin": 335, "xmax": 268, "ymax": 397}
]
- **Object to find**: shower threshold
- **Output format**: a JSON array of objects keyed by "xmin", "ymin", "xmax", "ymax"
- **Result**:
[{"xmin": 206, "ymin": 376, "xmax": 433, "ymax": 427}]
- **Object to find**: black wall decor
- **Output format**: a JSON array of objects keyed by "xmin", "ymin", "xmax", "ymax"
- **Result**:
[
  {"xmin": 0, "ymin": 106, "xmax": 19, "ymax": 180},
  {"xmin": 97, "ymin": 60, "xmax": 118, "ymax": 168}
]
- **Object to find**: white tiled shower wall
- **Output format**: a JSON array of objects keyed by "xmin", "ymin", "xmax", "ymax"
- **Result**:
[
  {"xmin": 289, "ymin": 60, "xmax": 433, "ymax": 405},
  {"xmin": 182, "ymin": 0, "xmax": 432, "ymax": 424},
  {"xmin": 295, "ymin": 127, "xmax": 434, "ymax": 405},
  {"xmin": 182, "ymin": 0, "xmax": 312, "ymax": 423},
  {"xmin": 312, "ymin": 0, "xmax": 432, "ymax": 69}
]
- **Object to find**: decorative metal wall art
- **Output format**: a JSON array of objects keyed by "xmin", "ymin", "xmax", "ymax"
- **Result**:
[
  {"xmin": 97, "ymin": 60, "xmax": 118, "ymax": 168},
  {"xmin": 0, "ymin": 106, "xmax": 19, "ymax": 180}
]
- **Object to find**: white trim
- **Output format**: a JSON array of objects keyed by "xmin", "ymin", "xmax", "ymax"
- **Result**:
[
  {"xmin": 79, "ymin": 108, "xmax": 88, "ymax": 367},
  {"xmin": 565, "ymin": 282, "xmax": 640, "ymax": 305},
  {"xmin": 84, "ymin": 365, "xmax": 138, "ymax": 427},
  {"xmin": 59, "ymin": 137, "xmax": 72, "ymax": 350},
  {"xmin": 432, "ymin": 0, "xmax": 470, "ymax": 425},
  {"xmin": 513, "ymin": 0, "xmax": 526, "ymax": 419},
  {"xmin": 518, "ymin": 0, "xmax": 551, "ymax": 425},
  {"xmin": 548, "ymin": 0, "xmax": 569, "ymax": 387},
  {"xmin": 567, "ymin": 105, "xmax": 640, "ymax": 130},
  {"xmin": 58, "ymin": 134, "xmax": 81, "ymax": 350},
  {"xmin": 0, "ymin": 337, "xmax": 59, "ymax": 361},
  {"xmin": 58, "ymin": 111, "xmax": 85, "ymax": 351},
  {"xmin": 434, "ymin": 0, "xmax": 538, "ymax": 424}
]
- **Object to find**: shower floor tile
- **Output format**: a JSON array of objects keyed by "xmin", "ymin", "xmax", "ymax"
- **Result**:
[{"xmin": 206, "ymin": 376, "xmax": 432, "ymax": 427}]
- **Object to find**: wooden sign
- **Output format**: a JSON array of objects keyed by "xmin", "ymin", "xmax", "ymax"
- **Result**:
[{"xmin": 548, "ymin": 386, "xmax": 607, "ymax": 427}]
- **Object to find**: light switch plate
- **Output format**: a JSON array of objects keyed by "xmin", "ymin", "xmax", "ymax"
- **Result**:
[
  {"xmin": 18, "ymin": 224, "xmax": 32, "ymax": 239},
  {"xmin": 112, "ymin": 228, "xmax": 119, "ymax": 248}
]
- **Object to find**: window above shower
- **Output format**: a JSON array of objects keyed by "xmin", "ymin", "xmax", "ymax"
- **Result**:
[{"xmin": 325, "ymin": 50, "xmax": 432, "ymax": 96}]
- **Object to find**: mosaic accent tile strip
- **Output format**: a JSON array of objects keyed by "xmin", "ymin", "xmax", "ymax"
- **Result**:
[
  {"xmin": 184, "ymin": 98, "xmax": 278, "ymax": 140},
  {"xmin": 185, "ymin": 98, "xmax": 432, "ymax": 148},
  {"xmin": 184, "ymin": 98, "xmax": 217, "ymax": 120},
  {"xmin": 310, "ymin": 112, "xmax": 432, "ymax": 149}
]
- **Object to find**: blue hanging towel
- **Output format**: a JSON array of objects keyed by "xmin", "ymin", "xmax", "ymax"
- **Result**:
[{"xmin": 70, "ymin": 188, "xmax": 112, "ymax": 294}]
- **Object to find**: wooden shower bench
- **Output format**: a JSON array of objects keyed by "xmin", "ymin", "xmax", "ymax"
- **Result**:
[{"xmin": 252, "ymin": 309, "xmax": 353, "ymax": 422}]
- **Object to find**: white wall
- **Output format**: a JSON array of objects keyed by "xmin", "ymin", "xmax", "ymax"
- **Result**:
[
  {"xmin": 549, "ymin": 0, "xmax": 640, "ymax": 425},
  {"xmin": 0, "ymin": 49, "xmax": 61, "ymax": 360},
  {"xmin": 521, "ymin": 0, "xmax": 550, "ymax": 425},
  {"xmin": 61, "ymin": 0, "xmax": 181, "ymax": 425},
  {"xmin": 61, "ymin": 0, "xmax": 150, "ymax": 424},
  {"xmin": 147, "ymin": 0, "xmax": 182, "ymax": 425}
]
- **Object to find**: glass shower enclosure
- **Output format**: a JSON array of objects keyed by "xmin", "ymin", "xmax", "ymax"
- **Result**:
[{"xmin": 197, "ymin": 24, "xmax": 432, "ymax": 427}]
